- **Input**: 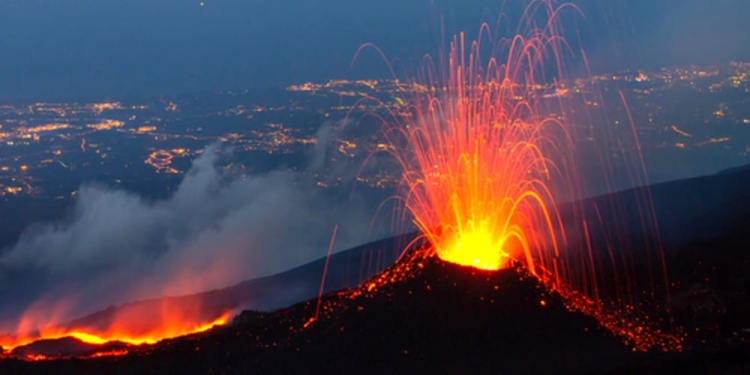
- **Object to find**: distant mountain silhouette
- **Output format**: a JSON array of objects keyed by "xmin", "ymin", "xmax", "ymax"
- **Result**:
[
  {"xmin": 562, "ymin": 163, "xmax": 750, "ymax": 244},
  {"xmin": 718, "ymin": 163, "xmax": 750, "ymax": 175}
]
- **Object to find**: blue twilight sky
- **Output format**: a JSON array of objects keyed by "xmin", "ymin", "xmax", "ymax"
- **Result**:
[{"xmin": 0, "ymin": 0, "xmax": 748, "ymax": 100}]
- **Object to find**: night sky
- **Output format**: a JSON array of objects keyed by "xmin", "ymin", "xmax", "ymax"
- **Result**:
[{"xmin": 0, "ymin": 0, "xmax": 748, "ymax": 99}]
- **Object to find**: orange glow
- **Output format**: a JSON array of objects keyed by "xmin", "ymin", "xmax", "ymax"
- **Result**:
[
  {"xmin": 25, "ymin": 354, "xmax": 48, "ymax": 361},
  {"xmin": 87, "ymin": 119, "xmax": 124, "ymax": 131},
  {"xmin": 86, "ymin": 349, "xmax": 129, "ymax": 358},
  {"xmin": 25, "ymin": 123, "xmax": 70, "ymax": 133},
  {"xmin": 137, "ymin": 126, "xmax": 157, "ymax": 133},
  {"xmin": 145, "ymin": 149, "xmax": 180, "ymax": 173},
  {"xmin": 88, "ymin": 102, "xmax": 124, "ymax": 115}
]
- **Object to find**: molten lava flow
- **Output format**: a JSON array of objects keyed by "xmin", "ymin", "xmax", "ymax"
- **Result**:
[{"xmin": 0, "ymin": 305, "xmax": 231, "ymax": 359}]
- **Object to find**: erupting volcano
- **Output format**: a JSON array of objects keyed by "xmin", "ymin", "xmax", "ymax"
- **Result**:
[
  {"xmin": 388, "ymin": 27, "xmax": 566, "ymax": 273},
  {"xmin": 3, "ymin": 0, "xmax": 750, "ymax": 373},
  {"xmin": 0, "ymin": 0, "xmax": 697, "ymax": 366},
  {"xmin": 370, "ymin": 0, "xmax": 682, "ymax": 351}
]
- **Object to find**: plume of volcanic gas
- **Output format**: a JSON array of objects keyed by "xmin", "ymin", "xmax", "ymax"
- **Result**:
[{"xmin": 365, "ymin": 1, "xmax": 681, "ymax": 351}]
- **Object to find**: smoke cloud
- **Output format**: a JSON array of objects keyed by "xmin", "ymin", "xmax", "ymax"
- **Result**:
[{"xmin": 0, "ymin": 122, "xmax": 393, "ymax": 331}]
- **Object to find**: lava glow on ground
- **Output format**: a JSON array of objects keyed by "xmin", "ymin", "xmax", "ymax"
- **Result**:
[{"xmin": 0, "ymin": 309, "xmax": 230, "ymax": 360}]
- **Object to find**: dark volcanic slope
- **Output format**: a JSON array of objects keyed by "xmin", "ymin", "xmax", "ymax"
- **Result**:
[
  {"xmin": 1, "ymin": 251, "xmax": 660, "ymax": 375},
  {"xmin": 567, "ymin": 166, "xmax": 750, "ymax": 348},
  {"xmin": 576, "ymin": 164, "xmax": 750, "ymax": 244},
  {"xmin": 2, "ymin": 166, "xmax": 749, "ymax": 373}
]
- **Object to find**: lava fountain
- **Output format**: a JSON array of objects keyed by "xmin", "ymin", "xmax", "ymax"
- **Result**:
[
  {"xmin": 361, "ymin": 0, "xmax": 682, "ymax": 351},
  {"xmin": 380, "ymin": 4, "xmax": 581, "ymax": 274}
]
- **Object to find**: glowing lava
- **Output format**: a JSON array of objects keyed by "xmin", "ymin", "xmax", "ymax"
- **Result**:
[{"xmin": 1, "ymin": 308, "xmax": 231, "ymax": 359}]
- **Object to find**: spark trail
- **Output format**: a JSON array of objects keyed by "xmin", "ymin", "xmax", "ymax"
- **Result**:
[{"xmin": 365, "ymin": 0, "xmax": 682, "ymax": 351}]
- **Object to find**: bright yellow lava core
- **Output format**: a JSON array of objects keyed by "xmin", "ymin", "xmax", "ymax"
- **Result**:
[{"xmin": 438, "ymin": 227, "xmax": 511, "ymax": 271}]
